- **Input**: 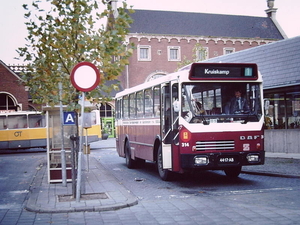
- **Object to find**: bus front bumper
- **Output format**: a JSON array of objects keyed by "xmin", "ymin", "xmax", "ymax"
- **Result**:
[{"xmin": 180, "ymin": 151, "xmax": 265, "ymax": 169}]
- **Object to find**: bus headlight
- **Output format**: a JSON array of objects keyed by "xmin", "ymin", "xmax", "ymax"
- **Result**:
[
  {"xmin": 247, "ymin": 154, "xmax": 259, "ymax": 162},
  {"xmin": 194, "ymin": 156, "xmax": 209, "ymax": 165}
]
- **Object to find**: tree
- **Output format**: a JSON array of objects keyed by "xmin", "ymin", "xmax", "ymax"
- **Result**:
[
  {"xmin": 18, "ymin": 0, "xmax": 134, "ymax": 110},
  {"xmin": 176, "ymin": 43, "xmax": 207, "ymax": 71}
]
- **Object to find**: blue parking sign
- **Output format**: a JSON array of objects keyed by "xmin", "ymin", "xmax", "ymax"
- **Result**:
[{"xmin": 63, "ymin": 112, "xmax": 76, "ymax": 125}]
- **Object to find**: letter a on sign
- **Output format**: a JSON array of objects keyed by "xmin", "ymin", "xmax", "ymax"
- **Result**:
[{"xmin": 63, "ymin": 112, "xmax": 76, "ymax": 125}]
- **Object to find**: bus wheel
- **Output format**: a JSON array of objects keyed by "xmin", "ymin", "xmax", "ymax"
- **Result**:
[
  {"xmin": 135, "ymin": 158, "xmax": 145, "ymax": 168},
  {"xmin": 157, "ymin": 145, "xmax": 172, "ymax": 181},
  {"xmin": 224, "ymin": 166, "xmax": 242, "ymax": 178},
  {"xmin": 125, "ymin": 142, "xmax": 135, "ymax": 169}
]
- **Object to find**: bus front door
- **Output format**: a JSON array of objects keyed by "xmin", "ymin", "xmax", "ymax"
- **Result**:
[{"xmin": 161, "ymin": 83, "xmax": 179, "ymax": 170}]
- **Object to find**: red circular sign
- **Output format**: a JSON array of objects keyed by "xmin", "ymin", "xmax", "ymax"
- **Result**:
[{"xmin": 70, "ymin": 62, "xmax": 100, "ymax": 92}]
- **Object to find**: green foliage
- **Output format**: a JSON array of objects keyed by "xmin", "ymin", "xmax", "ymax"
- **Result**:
[
  {"xmin": 176, "ymin": 43, "xmax": 207, "ymax": 71},
  {"xmin": 18, "ymin": 0, "xmax": 134, "ymax": 109}
]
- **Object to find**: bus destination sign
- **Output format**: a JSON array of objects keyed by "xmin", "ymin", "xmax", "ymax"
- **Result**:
[{"xmin": 189, "ymin": 63, "xmax": 258, "ymax": 80}]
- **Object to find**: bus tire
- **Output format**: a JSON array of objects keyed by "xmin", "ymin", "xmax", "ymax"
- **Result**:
[
  {"xmin": 157, "ymin": 145, "xmax": 172, "ymax": 181},
  {"xmin": 125, "ymin": 142, "xmax": 135, "ymax": 169},
  {"xmin": 135, "ymin": 158, "xmax": 145, "ymax": 168},
  {"xmin": 224, "ymin": 166, "xmax": 242, "ymax": 178}
]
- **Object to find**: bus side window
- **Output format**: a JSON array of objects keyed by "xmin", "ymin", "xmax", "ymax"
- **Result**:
[
  {"xmin": 129, "ymin": 93, "xmax": 136, "ymax": 118},
  {"xmin": 136, "ymin": 91, "xmax": 144, "ymax": 118},
  {"xmin": 7, "ymin": 115, "xmax": 27, "ymax": 129},
  {"xmin": 123, "ymin": 96, "xmax": 129, "ymax": 119},
  {"xmin": 115, "ymin": 99, "xmax": 122, "ymax": 119},
  {"xmin": 153, "ymin": 86, "xmax": 160, "ymax": 117},
  {"xmin": 144, "ymin": 88, "xmax": 153, "ymax": 117},
  {"xmin": 0, "ymin": 116, "xmax": 7, "ymax": 130},
  {"xmin": 29, "ymin": 115, "xmax": 44, "ymax": 128}
]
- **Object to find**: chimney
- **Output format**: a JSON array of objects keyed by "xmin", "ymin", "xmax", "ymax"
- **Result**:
[
  {"xmin": 265, "ymin": 0, "xmax": 277, "ymax": 19},
  {"xmin": 265, "ymin": 0, "xmax": 288, "ymax": 39}
]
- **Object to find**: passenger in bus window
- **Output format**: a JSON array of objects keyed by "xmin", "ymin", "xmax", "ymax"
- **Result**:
[
  {"xmin": 35, "ymin": 119, "xmax": 41, "ymax": 127},
  {"xmin": 181, "ymin": 97, "xmax": 192, "ymax": 122},
  {"xmin": 155, "ymin": 105, "xmax": 160, "ymax": 116},
  {"xmin": 173, "ymin": 99, "xmax": 180, "ymax": 112},
  {"xmin": 229, "ymin": 90, "xmax": 250, "ymax": 114},
  {"xmin": 195, "ymin": 101, "xmax": 206, "ymax": 115}
]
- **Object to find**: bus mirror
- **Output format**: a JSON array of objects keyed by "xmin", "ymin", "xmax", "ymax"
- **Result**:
[{"xmin": 173, "ymin": 133, "xmax": 179, "ymax": 146}]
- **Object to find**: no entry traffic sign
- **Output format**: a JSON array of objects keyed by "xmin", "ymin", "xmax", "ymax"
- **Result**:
[
  {"xmin": 70, "ymin": 62, "xmax": 100, "ymax": 92},
  {"xmin": 70, "ymin": 62, "xmax": 101, "ymax": 201}
]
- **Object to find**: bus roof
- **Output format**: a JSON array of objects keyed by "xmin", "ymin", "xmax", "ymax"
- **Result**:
[
  {"xmin": 115, "ymin": 70, "xmax": 186, "ymax": 98},
  {"xmin": 0, "ymin": 111, "xmax": 42, "ymax": 116}
]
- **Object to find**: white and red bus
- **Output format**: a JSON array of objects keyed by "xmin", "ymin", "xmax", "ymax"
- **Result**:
[{"xmin": 115, "ymin": 63, "xmax": 265, "ymax": 180}]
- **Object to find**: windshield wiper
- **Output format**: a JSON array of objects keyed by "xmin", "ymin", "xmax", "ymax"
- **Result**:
[
  {"xmin": 201, "ymin": 114, "xmax": 209, "ymax": 125},
  {"xmin": 192, "ymin": 114, "xmax": 209, "ymax": 125},
  {"xmin": 242, "ymin": 113, "xmax": 259, "ymax": 124}
]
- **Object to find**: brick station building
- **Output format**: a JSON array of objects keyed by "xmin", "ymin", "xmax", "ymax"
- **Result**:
[
  {"xmin": 0, "ymin": 61, "xmax": 33, "ymax": 112},
  {"xmin": 120, "ymin": 0, "xmax": 286, "ymax": 89},
  {"xmin": 1, "ymin": 0, "xmax": 287, "ymax": 120}
]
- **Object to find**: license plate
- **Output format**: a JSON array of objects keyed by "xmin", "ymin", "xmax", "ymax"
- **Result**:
[{"xmin": 219, "ymin": 157, "xmax": 235, "ymax": 163}]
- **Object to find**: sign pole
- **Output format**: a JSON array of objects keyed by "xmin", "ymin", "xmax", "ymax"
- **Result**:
[
  {"xmin": 85, "ymin": 128, "xmax": 89, "ymax": 172},
  {"xmin": 70, "ymin": 61, "xmax": 100, "ymax": 202},
  {"xmin": 76, "ymin": 92, "xmax": 85, "ymax": 202},
  {"xmin": 59, "ymin": 82, "xmax": 67, "ymax": 187}
]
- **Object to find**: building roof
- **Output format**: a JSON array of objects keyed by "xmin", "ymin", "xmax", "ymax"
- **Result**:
[
  {"xmin": 129, "ymin": 10, "xmax": 284, "ymax": 40},
  {"xmin": 182, "ymin": 36, "xmax": 300, "ymax": 90},
  {"xmin": 0, "ymin": 60, "xmax": 24, "ymax": 81}
]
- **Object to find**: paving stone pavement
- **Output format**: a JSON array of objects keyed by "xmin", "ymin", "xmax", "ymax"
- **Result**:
[
  {"xmin": 25, "ymin": 154, "xmax": 138, "ymax": 213},
  {"xmin": 24, "ymin": 138, "xmax": 300, "ymax": 213},
  {"xmin": 0, "ymin": 138, "xmax": 299, "ymax": 225}
]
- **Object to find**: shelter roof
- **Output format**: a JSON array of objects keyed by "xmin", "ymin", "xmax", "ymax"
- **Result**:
[{"xmin": 182, "ymin": 36, "xmax": 300, "ymax": 90}]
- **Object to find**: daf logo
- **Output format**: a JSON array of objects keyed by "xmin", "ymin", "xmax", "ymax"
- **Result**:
[{"xmin": 240, "ymin": 135, "xmax": 263, "ymax": 140}]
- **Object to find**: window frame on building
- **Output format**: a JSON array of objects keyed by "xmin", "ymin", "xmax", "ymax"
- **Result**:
[
  {"xmin": 196, "ymin": 47, "xmax": 209, "ymax": 61},
  {"xmin": 168, "ymin": 46, "xmax": 181, "ymax": 61},
  {"xmin": 137, "ymin": 45, "xmax": 151, "ymax": 61},
  {"xmin": 223, "ymin": 47, "xmax": 235, "ymax": 55}
]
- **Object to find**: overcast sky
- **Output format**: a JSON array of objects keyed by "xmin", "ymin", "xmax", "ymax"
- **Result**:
[{"xmin": 1, "ymin": 0, "xmax": 299, "ymax": 65}]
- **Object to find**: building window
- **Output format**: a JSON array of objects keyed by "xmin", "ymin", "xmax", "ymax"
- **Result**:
[
  {"xmin": 223, "ymin": 47, "xmax": 235, "ymax": 55},
  {"xmin": 0, "ymin": 93, "xmax": 18, "ymax": 111},
  {"xmin": 146, "ymin": 73, "xmax": 166, "ymax": 82},
  {"xmin": 168, "ymin": 46, "xmax": 181, "ymax": 61},
  {"xmin": 100, "ymin": 103, "xmax": 114, "ymax": 118},
  {"xmin": 138, "ymin": 45, "xmax": 151, "ymax": 61},
  {"xmin": 196, "ymin": 47, "xmax": 208, "ymax": 61}
]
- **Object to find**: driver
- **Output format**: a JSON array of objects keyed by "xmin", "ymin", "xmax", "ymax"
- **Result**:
[{"xmin": 229, "ymin": 90, "xmax": 250, "ymax": 114}]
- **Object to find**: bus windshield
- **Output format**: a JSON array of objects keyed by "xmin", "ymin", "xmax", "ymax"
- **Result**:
[{"xmin": 181, "ymin": 82, "xmax": 262, "ymax": 123}]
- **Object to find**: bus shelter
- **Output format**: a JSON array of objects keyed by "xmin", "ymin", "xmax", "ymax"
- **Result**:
[{"xmin": 44, "ymin": 106, "xmax": 77, "ymax": 183}]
